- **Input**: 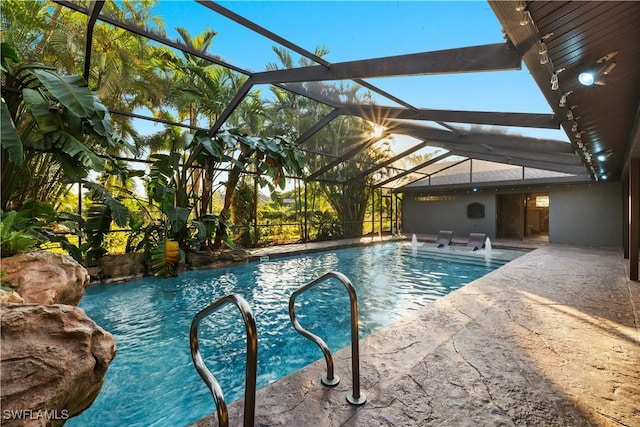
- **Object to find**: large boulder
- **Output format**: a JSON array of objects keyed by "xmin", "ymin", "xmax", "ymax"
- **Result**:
[
  {"xmin": 1, "ymin": 252, "xmax": 89, "ymax": 305},
  {"xmin": 0, "ymin": 304, "xmax": 116, "ymax": 426}
]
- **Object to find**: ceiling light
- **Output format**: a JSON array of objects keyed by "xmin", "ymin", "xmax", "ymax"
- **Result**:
[
  {"xmin": 551, "ymin": 73, "xmax": 559, "ymax": 90},
  {"xmin": 571, "ymin": 122, "xmax": 578, "ymax": 132},
  {"xmin": 578, "ymin": 51, "xmax": 618, "ymax": 86},
  {"xmin": 596, "ymin": 149, "xmax": 613, "ymax": 162},
  {"xmin": 520, "ymin": 11, "xmax": 531, "ymax": 26},
  {"xmin": 579, "ymin": 72, "xmax": 596, "ymax": 86},
  {"xmin": 550, "ymin": 68, "xmax": 564, "ymax": 91},
  {"xmin": 539, "ymin": 42, "xmax": 548, "ymax": 64},
  {"xmin": 600, "ymin": 174, "xmax": 608, "ymax": 180},
  {"xmin": 559, "ymin": 91, "xmax": 572, "ymax": 108},
  {"xmin": 540, "ymin": 52, "xmax": 549, "ymax": 65}
]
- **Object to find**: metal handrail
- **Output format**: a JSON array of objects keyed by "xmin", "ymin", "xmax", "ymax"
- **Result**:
[
  {"xmin": 190, "ymin": 294, "xmax": 258, "ymax": 427},
  {"xmin": 288, "ymin": 271, "xmax": 367, "ymax": 405}
]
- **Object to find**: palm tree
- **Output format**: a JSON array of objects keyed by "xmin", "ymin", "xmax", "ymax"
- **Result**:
[
  {"xmin": 153, "ymin": 27, "xmax": 241, "ymax": 218},
  {"xmin": 1, "ymin": 0, "xmax": 167, "ymax": 210},
  {"xmin": 263, "ymin": 46, "xmax": 392, "ymax": 238}
]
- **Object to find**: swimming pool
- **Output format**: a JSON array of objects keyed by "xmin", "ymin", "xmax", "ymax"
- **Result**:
[{"xmin": 69, "ymin": 241, "xmax": 524, "ymax": 426}]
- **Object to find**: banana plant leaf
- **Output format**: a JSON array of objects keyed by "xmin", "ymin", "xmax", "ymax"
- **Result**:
[
  {"xmin": 15, "ymin": 199, "xmax": 57, "ymax": 225},
  {"xmin": 22, "ymin": 88, "xmax": 60, "ymax": 134},
  {"xmin": 31, "ymin": 69, "xmax": 94, "ymax": 118},
  {"xmin": 87, "ymin": 95, "xmax": 115, "ymax": 147},
  {"xmin": 0, "ymin": 100, "xmax": 23, "ymax": 165},
  {"xmin": 191, "ymin": 130, "xmax": 222, "ymax": 158},
  {"xmin": 57, "ymin": 154, "xmax": 89, "ymax": 183},
  {"xmin": 85, "ymin": 203, "xmax": 112, "ymax": 248},
  {"xmin": 167, "ymin": 206, "xmax": 190, "ymax": 235},
  {"xmin": 1, "ymin": 42, "xmax": 19, "ymax": 72},
  {"xmin": 83, "ymin": 182, "xmax": 130, "ymax": 227},
  {"xmin": 44, "ymin": 131, "xmax": 105, "ymax": 171}
]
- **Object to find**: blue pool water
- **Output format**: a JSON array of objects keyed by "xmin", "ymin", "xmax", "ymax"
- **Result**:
[{"xmin": 69, "ymin": 242, "xmax": 523, "ymax": 426}]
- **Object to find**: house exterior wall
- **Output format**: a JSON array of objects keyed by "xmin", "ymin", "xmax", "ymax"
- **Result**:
[
  {"xmin": 549, "ymin": 182, "xmax": 622, "ymax": 246},
  {"xmin": 402, "ymin": 192, "xmax": 497, "ymax": 239},
  {"xmin": 401, "ymin": 181, "xmax": 622, "ymax": 247}
]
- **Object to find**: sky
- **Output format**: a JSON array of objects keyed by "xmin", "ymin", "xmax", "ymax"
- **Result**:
[{"xmin": 135, "ymin": 0, "xmax": 569, "ymax": 144}]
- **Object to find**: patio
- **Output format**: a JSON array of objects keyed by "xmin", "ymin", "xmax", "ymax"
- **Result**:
[{"xmin": 194, "ymin": 241, "xmax": 639, "ymax": 426}]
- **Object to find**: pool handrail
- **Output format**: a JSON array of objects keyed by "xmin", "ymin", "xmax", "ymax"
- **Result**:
[
  {"xmin": 190, "ymin": 293, "xmax": 258, "ymax": 427},
  {"xmin": 288, "ymin": 271, "xmax": 367, "ymax": 405}
]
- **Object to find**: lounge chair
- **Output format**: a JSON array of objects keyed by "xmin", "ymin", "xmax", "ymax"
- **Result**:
[
  {"xmin": 436, "ymin": 230, "xmax": 453, "ymax": 248},
  {"xmin": 466, "ymin": 233, "xmax": 486, "ymax": 251}
]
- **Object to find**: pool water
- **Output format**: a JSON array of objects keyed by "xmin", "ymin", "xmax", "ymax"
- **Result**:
[{"xmin": 69, "ymin": 242, "xmax": 523, "ymax": 426}]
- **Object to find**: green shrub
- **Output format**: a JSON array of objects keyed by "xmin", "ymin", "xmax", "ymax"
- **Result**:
[{"xmin": 0, "ymin": 211, "xmax": 36, "ymax": 257}]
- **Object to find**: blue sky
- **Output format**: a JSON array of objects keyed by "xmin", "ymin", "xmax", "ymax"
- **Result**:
[{"xmin": 139, "ymin": 1, "xmax": 567, "ymax": 142}]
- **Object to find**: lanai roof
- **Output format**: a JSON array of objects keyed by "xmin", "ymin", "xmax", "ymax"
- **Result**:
[{"xmin": 49, "ymin": 1, "xmax": 640, "ymax": 189}]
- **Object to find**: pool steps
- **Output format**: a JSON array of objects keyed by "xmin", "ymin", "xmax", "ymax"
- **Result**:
[
  {"xmin": 401, "ymin": 247, "xmax": 512, "ymax": 269},
  {"xmin": 189, "ymin": 272, "xmax": 366, "ymax": 427}
]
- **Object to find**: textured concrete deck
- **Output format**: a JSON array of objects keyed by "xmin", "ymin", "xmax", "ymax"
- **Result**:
[{"xmin": 194, "ymin": 240, "xmax": 640, "ymax": 426}]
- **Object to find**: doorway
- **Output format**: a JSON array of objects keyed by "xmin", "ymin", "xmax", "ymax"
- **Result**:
[
  {"xmin": 496, "ymin": 192, "xmax": 549, "ymax": 241},
  {"xmin": 524, "ymin": 193, "xmax": 549, "ymax": 241},
  {"xmin": 497, "ymin": 193, "xmax": 524, "ymax": 239}
]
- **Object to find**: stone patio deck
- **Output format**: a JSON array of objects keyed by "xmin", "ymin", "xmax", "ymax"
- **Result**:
[{"xmin": 193, "ymin": 238, "xmax": 639, "ymax": 426}]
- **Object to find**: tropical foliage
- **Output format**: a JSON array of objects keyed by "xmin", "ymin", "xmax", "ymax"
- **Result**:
[
  {"xmin": 0, "ymin": 0, "xmax": 403, "ymax": 276},
  {"xmin": 1, "ymin": 43, "xmax": 119, "ymax": 209},
  {"xmin": 0, "ymin": 211, "xmax": 37, "ymax": 257}
]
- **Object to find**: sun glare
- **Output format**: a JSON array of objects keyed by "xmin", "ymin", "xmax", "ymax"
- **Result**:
[{"xmin": 371, "ymin": 124, "xmax": 385, "ymax": 139}]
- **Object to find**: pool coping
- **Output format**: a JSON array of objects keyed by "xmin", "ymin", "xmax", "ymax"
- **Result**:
[{"xmin": 192, "ymin": 242, "xmax": 639, "ymax": 426}]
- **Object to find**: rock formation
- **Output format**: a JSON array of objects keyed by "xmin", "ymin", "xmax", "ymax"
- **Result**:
[
  {"xmin": 95, "ymin": 252, "xmax": 147, "ymax": 283},
  {"xmin": 0, "ymin": 304, "xmax": 116, "ymax": 426},
  {"xmin": 1, "ymin": 252, "xmax": 89, "ymax": 305},
  {"xmin": 0, "ymin": 288, "xmax": 24, "ymax": 303},
  {"xmin": 187, "ymin": 249, "xmax": 250, "ymax": 270}
]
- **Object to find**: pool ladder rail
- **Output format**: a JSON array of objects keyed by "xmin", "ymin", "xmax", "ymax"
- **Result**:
[
  {"xmin": 189, "ymin": 294, "xmax": 257, "ymax": 427},
  {"xmin": 289, "ymin": 271, "xmax": 367, "ymax": 405},
  {"xmin": 189, "ymin": 271, "xmax": 366, "ymax": 426}
]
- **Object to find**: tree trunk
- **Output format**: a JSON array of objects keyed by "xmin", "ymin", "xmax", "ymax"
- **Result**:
[
  {"xmin": 213, "ymin": 151, "xmax": 250, "ymax": 248},
  {"xmin": 35, "ymin": 5, "xmax": 62, "ymax": 57}
]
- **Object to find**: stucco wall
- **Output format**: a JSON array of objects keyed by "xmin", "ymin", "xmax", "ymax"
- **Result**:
[
  {"xmin": 549, "ymin": 182, "xmax": 622, "ymax": 246},
  {"xmin": 401, "ymin": 181, "xmax": 623, "ymax": 247},
  {"xmin": 402, "ymin": 192, "xmax": 497, "ymax": 239}
]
